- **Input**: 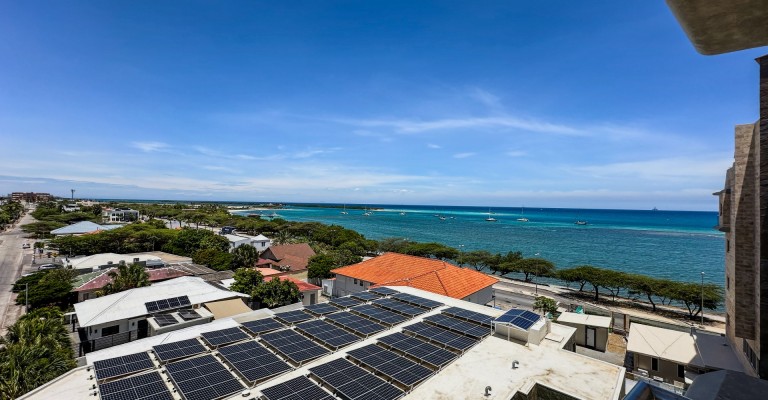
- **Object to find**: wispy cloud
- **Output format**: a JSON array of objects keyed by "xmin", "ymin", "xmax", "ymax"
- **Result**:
[
  {"xmin": 573, "ymin": 155, "xmax": 732, "ymax": 182},
  {"xmin": 467, "ymin": 87, "xmax": 503, "ymax": 110},
  {"xmin": 333, "ymin": 116, "xmax": 585, "ymax": 136},
  {"xmin": 427, "ymin": 143, "xmax": 441, "ymax": 149},
  {"xmin": 132, "ymin": 141, "xmax": 169, "ymax": 152},
  {"xmin": 202, "ymin": 165, "xmax": 241, "ymax": 174},
  {"xmin": 453, "ymin": 152, "xmax": 476, "ymax": 159},
  {"xmin": 506, "ymin": 150, "xmax": 526, "ymax": 157}
]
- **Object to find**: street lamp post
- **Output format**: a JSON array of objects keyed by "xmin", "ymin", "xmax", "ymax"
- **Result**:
[{"xmin": 700, "ymin": 272, "xmax": 705, "ymax": 325}]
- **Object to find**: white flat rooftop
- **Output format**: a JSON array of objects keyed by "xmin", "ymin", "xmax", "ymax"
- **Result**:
[{"xmin": 557, "ymin": 312, "xmax": 612, "ymax": 328}]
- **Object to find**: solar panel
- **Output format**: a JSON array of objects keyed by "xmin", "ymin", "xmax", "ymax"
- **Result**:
[
  {"xmin": 144, "ymin": 295, "xmax": 191, "ymax": 313},
  {"xmin": 153, "ymin": 314, "xmax": 179, "ymax": 327},
  {"xmin": 152, "ymin": 338, "xmax": 207, "ymax": 363},
  {"xmin": 260, "ymin": 329, "xmax": 330, "ymax": 364},
  {"xmin": 261, "ymin": 375, "xmax": 334, "ymax": 400},
  {"xmin": 99, "ymin": 371, "xmax": 173, "ymax": 400},
  {"xmin": 350, "ymin": 291, "xmax": 381, "ymax": 302},
  {"xmin": 218, "ymin": 340, "xmax": 292, "ymax": 383},
  {"xmin": 377, "ymin": 332, "xmax": 457, "ymax": 367},
  {"xmin": 369, "ymin": 287, "xmax": 400, "ymax": 296},
  {"xmin": 274, "ymin": 310, "xmax": 314, "ymax": 325},
  {"xmin": 178, "ymin": 309, "xmax": 201, "ymax": 321},
  {"xmin": 309, "ymin": 358, "xmax": 404, "ymax": 400},
  {"xmin": 93, "ymin": 351, "xmax": 154, "ymax": 381},
  {"xmin": 165, "ymin": 354, "xmax": 244, "ymax": 400},
  {"xmin": 372, "ymin": 298, "xmax": 429, "ymax": 317},
  {"xmin": 324, "ymin": 311, "xmax": 387, "ymax": 337},
  {"xmin": 494, "ymin": 309, "xmax": 542, "ymax": 330},
  {"xmin": 391, "ymin": 293, "xmax": 443, "ymax": 309},
  {"xmin": 328, "ymin": 296, "xmax": 363, "ymax": 309},
  {"xmin": 201, "ymin": 327, "xmax": 249, "ymax": 347},
  {"xmin": 304, "ymin": 303, "xmax": 341, "ymax": 315},
  {"xmin": 348, "ymin": 344, "xmax": 434, "ymax": 388},
  {"xmin": 295, "ymin": 319, "xmax": 361, "ymax": 349},
  {"xmin": 402, "ymin": 322, "xmax": 479, "ymax": 352},
  {"xmin": 350, "ymin": 304, "xmax": 408, "ymax": 326},
  {"xmin": 442, "ymin": 306, "xmax": 495, "ymax": 327},
  {"xmin": 423, "ymin": 314, "xmax": 491, "ymax": 338},
  {"xmin": 241, "ymin": 318, "xmax": 285, "ymax": 335}
]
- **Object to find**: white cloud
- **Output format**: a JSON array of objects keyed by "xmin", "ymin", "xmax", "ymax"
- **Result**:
[
  {"xmin": 132, "ymin": 141, "xmax": 168, "ymax": 152},
  {"xmin": 427, "ymin": 143, "xmax": 441, "ymax": 149},
  {"xmin": 573, "ymin": 155, "xmax": 732, "ymax": 182},
  {"xmin": 202, "ymin": 165, "xmax": 241, "ymax": 174},
  {"xmin": 453, "ymin": 152, "xmax": 476, "ymax": 159},
  {"xmin": 467, "ymin": 87, "xmax": 502, "ymax": 110}
]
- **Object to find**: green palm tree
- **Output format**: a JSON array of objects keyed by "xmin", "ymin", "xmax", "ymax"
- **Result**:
[{"xmin": 101, "ymin": 263, "xmax": 150, "ymax": 295}]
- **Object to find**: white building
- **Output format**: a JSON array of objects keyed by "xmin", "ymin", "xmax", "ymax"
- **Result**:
[
  {"xmin": 24, "ymin": 286, "xmax": 626, "ymax": 400},
  {"xmin": 65, "ymin": 252, "xmax": 164, "ymax": 272},
  {"xmin": 62, "ymin": 204, "xmax": 81, "ymax": 212},
  {"xmin": 224, "ymin": 233, "xmax": 272, "ymax": 252},
  {"xmin": 102, "ymin": 208, "xmax": 140, "ymax": 223},
  {"xmin": 50, "ymin": 221, "xmax": 123, "ymax": 236}
]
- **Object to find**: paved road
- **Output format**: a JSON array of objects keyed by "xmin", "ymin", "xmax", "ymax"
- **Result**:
[{"xmin": 0, "ymin": 211, "xmax": 37, "ymax": 334}]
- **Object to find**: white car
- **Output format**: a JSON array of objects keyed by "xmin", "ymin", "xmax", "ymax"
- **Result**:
[{"xmin": 22, "ymin": 243, "xmax": 30, "ymax": 249}]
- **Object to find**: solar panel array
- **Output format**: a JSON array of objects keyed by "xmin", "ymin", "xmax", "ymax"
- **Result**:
[
  {"xmin": 494, "ymin": 309, "xmax": 542, "ymax": 330},
  {"xmin": 348, "ymin": 344, "xmax": 434, "ymax": 388},
  {"xmin": 218, "ymin": 340, "xmax": 292, "ymax": 383},
  {"xmin": 351, "ymin": 304, "xmax": 408, "ymax": 326},
  {"xmin": 144, "ymin": 295, "xmax": 191, "ymax": 313},
  {"xmin": 152, "ymin": 338, "xmax": 207, "ymax": 363},
  {"xmin": 153, "ymin": 314, "xmax": 178, "ymax": 327},
  {"xmin": 274, "ymin": 310, "xmax": 314, "ymax": 325},
  {"xmin": 241, "ymin": 318, "xmax": 285, "ymax": 336},
  {"xmin": 261, "ymin": 375, "xmax": 334, "ymax": 400},
  {"xmin": 424, "ymin": 314, "xmax": 490, "ymax": 339},
  {"xmin": 350, "ymin": 291, "xmax": 381, "ymax": 302},
  {"xmin": 260, "ymin": 329, "xmax": 330, "ymax": 364},
  {"xmin": 201, "ymin": 327, "xmax": 249, "ymax": 347},
  {"xmin": 329, "ymin": 296, "xmax": 363, "ymax": 308},
  {"xmin": 93, "ymin": 352, "xmax": 154, "ymax": 381},
  {"xmin": 368, "ymin": 287, "xmax": 400, "ymax": 296},
  {"xmin": 372, "ymin": 298, "xmax": 429, "ymax": 317},
  {"xmin": 391, "ymin": 293, "xmax": 443, "ymax": 309},
  {"xmin": 309, "ymin": 358, "xmax": 404, "ymax": 400},
  {"xmin": 402, "ymin": 322, "xmax": 479, "ymax": 352},
  {"xmin": 178, "ymin": 309, "xmax": 201, "ymax": 320},
  {"xmin": 378, "ymin": 332, "xmax": 457, "ymax": 367},
  {"xmin": 442, "ymin": 306, "xmax": 495, "ymax": 327},
  {"xmin": 324, "ymin": 311, "xmax": 387, "ymax": 337},
  {"xmin": 166, "ymin": 354, "xmax": 244, "ymax": 400},
  {"xmin": 99, "ymin": 371, "xmax": 173, "ymax": 400},
  {"xmin": 304, "ymin": 302, "xmax": 340, "ymax": 315},
  {"xmin": 295, "ymin": 319, "xmax": 361, "ymax": 349}
]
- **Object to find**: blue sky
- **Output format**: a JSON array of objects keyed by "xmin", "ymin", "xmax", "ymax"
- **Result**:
[{"xmin": 0, "ymin": 1, "xmax": 765, "ymax": 210}]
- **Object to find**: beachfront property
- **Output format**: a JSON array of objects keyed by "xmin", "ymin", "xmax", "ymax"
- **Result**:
[
  {"xmin": 556, "ymin": 311, "xmax": 612, "ymax": 352},
  {"xmin": 101, "ymin": 207, "xmax": 140, "ymax": 223},
  {"xmin": 626, "ymin": 323, "xmax": 743, "ymax": 389},
  {"xmin": 50, "ymin": 220, "xmax": 124, "ymax": 236},
  {"xmin": 666, "ymin": 0, "xmax": 768, "ymax": 381},
  {"xmin": 72, "ymin": 276, "xmax": 249, "ymax": 354},
  {"xmin": 330, "ymin": 252, "xmax": 498, "ymax": 305},
  {"xmin": 257, "ymin": 243, "xmax": 316, "ymax": 272},
  {"xmin": 223, "ymin": 233, "xmax": 272, "ymax": 252},
  {"xmin": 21, "ymin": 286, "xmax": 625, "ymax": 400}
]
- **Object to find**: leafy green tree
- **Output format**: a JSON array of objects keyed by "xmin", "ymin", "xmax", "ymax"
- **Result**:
[
  {"xmin": 457, "ymin": 250, "xmax": 493, "ymax": 271},
  {"xmin": 669, "ymin": 282, "xmax": 723, "ymax": 319},
  {"xmin": 533, "ymin": 296, "xmax": 558, "ymax": 315},
  {"xmin": 230, "ymin": 268, "xmax": 264, "ymax": 295},
  {"xmin": 100, "ymin": 263, "xmax": 150, "ymax": 296},
  {"xmin": 626, "ymin": 274, "xmax": 664, "ymax": 311},
  {"xmin": 377, "ymin": 237, "xmax": 413, "ymax": 253},
  {"xmin": 192, "ymin": 248, "xmax": 234, "ymax": 271},
  {"xmin": 16, "ymin": 269, "xmax": 76, "ymax": 310},
  {"xmin": 514, "ymin": 258, "xmax": 556, "ymax": 282},
  {"xmin": 307, "ymin": 254, "xmax": 337, "ymax": 281},
  {"xmin": 20, "ymin": 221, "xmax": 66, "ymax": 238},
  {"xmin": 403, "ymin": 242, "xmax": 459, "ymax": 260},
  {"xmin": 557, "ymin": 267, "xmax": 591, "ymax": 291},
  {"xmin": 252, "ymin": 278, "xmax": 300, "ymax": 308},
  {"xmin": 231, "ymin": 244, "xmax": 260, "ymax": 269}
]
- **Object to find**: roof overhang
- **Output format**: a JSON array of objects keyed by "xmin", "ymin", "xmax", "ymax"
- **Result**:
[{"xmin": 666, "ymin": 0, "xmax": 768, "ymax": 55}]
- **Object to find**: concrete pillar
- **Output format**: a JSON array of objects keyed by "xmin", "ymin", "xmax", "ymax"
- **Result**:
[{"xmin": 758, "ymin": 54, "xmax": 768, "ymax": 379}]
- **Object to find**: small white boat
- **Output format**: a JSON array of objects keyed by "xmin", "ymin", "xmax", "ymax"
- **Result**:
[
  {"xmin": 517, "ymin": 206, "xmax": 529, "ymax": 222},
  {"xmin": 341, "ymin": 205, "xmax": 348, "ymax": 215},
  {"xmin": 485, "ymin": 208, "xmax": 497, "ymax": 222},
  {"xmin": 439, "ymin": 216, "xmax": 447, "ymax": 221},
  {"xmin": 575, "ymin": 220, "xmax": 588, "ymax": 225},
  {"xmin": 363, "ymin": 207, "xmax": 372, "ymax": 216},
  {"xmin": 400, "ymin": 212, "xmax": 406, "ymax": 216}
]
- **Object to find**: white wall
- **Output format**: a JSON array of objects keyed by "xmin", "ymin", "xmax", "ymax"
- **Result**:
[
  {"xmin": 332, "ymin": 275, "xmax": 368, "ymax": 297},
  {"xmin": 462, "ymin": 286, "xmax": 494, "ymax": 305},
  {"xmin": 301, "ymin": 289, "xmax": 321, "ymax": 305}
]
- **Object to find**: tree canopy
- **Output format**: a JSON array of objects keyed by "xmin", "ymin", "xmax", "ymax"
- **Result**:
[{"xmin": 100, "ymin": 263, "xmax": 150, "ymax": 296}]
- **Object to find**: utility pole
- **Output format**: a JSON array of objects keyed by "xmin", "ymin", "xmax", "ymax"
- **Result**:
[
  {"xmin": 700, "ymin": 272, "xmax": 705, "ymax": 325},
  {"xmin": 70, "ymin": 189, "xmax": 75, "ymax": 200}
]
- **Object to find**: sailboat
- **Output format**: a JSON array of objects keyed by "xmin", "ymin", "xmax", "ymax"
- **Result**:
[
  {"xmin": 340, "ymin": 205, "xmax": 348, "ymax": 215},
  {"xmin": 575, "ymin": 220, "xmax": 588, "ymax": 225},
  {"xmin": 363, "ymin": 207, "xmax": 372, "ymax": 216},
  {"xmin": 517, "ymin": 206, "xmax": 529, "ymax": 222},
  {"xmin": 485, "ymin": 208, "xmax": 497, "ymax": 222}
]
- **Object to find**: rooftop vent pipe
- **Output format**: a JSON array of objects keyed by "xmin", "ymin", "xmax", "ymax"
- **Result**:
[
  {"xmin": 484, "ymin": 386, "xmax": 492, "ymax": 397},
  {"xmin": 512, "ymin": 360, "xmax": 519, "ymax": 369}
]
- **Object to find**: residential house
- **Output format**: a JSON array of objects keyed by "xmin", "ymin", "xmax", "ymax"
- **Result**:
[
  {"xmin": 72, "ymin": 266, "xmax": 192, "ymax": 302},
  {"xmin": 102, "ymin": 207, "xmax": 140, "ymax": 223},
  {"xmin": 62, "ymin": 204, "xmax": 80, "ymax": 212},
  {"xmin": 50, "ymin": 221, "xmax": 124, "ymax": 236},
  {"xmin": 266, "ymin": 275, "xmax": 321, "ymax": 306},
  {"xmin": 65, "ymin": 252, "xmax": 164, "ymax": 272},
  {"xmin": 258, "ymin": 243, "xmax": 315, "ymax": 273},
  {"xmin": 223, "ymin": 233, "xmax": 273, "ymax": 253},
  {"xmin": 627, "ymin": 323, "xmax": 744, "ymax": 388},
  {"xmin": 330, "ymin": 252, "xmax": 498, "ymax": 305}
]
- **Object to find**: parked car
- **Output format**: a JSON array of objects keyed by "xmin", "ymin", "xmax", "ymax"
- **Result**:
[
  {"xmin": 38, "ymin": 264, "xmax": 61, "ymax": 271},
  {"xmin": 22, "ymin": 242, "xmax": 30, "ymax": 249}
]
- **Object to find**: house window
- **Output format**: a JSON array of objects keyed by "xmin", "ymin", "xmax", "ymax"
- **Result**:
[
  {"xmin": 354, "ymin": 279, "xmax": 358, "ymax": 285},
  {"xmin": 677, "ymin": 364, "xmax": 684, "ymax": 379},
  {"xmin": 743, "ymin": 339, "xmax": 758, "ymax": 370},
  {"xmin": 651, "ymin": 358, "xmax": 659, "ymax": 371}
]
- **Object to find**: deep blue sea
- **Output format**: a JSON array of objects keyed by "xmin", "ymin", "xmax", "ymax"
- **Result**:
[{"xmin": 236, "ymin": 204, "xmax": 724, "ymax": 288}]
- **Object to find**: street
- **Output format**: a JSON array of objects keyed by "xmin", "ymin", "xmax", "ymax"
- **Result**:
[{"xmin": 0, "ymin": 210, "xmax": 36, "ymax": 335}]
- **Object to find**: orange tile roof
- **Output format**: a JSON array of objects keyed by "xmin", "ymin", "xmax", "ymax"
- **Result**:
[
  {"xmin": 332, "ymin": 253, "xmax": 498, "ymax": 300},
  {"xmin": 265, "ymin": 275, "xmax": 321, "ymax": 292}
]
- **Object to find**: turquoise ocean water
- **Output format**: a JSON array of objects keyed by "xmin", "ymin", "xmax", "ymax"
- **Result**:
[{"xmin": 236, "ymin": 204, "xmax": 724, "ymax": 288}]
